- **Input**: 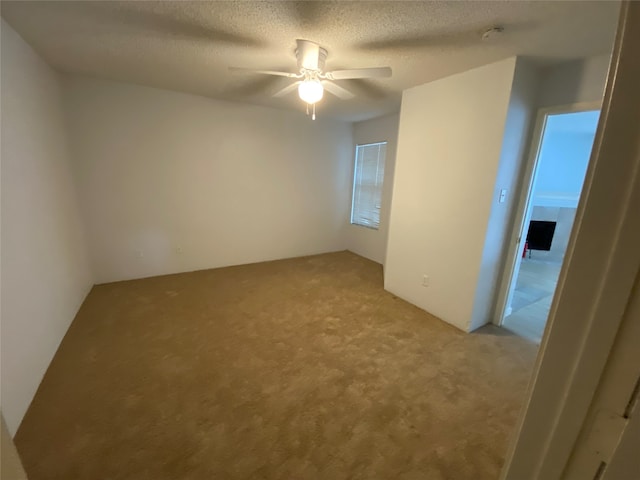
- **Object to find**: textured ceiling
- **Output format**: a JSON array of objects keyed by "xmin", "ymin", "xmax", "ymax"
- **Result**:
[{"xmin": 1, "ymin": 1, "xmax": 620, "ymax": 122}]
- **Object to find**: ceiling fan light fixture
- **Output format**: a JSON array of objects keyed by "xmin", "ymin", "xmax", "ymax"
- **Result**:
[{"xmin": 298, "ymin": 79, "xmax": 324, "ymax": 104}]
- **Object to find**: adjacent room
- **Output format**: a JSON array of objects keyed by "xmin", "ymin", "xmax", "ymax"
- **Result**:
[
  {"xmin": 501, "ymin": 109, "xmax": 600, "ymax": 342},
  {"xmin": 0, "ymin": 2, "xmax": 620, "ymax": 479}
]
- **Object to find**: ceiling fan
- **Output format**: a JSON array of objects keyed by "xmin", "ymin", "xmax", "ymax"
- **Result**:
[{"xmin": 230, "ymin": 39, "xmax": 392, "ymax": 119}]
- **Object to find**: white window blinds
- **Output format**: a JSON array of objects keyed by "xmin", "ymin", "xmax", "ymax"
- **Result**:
[{"xmin": 351, "ymin": 142, "xmax": 387, "ymax": 229}]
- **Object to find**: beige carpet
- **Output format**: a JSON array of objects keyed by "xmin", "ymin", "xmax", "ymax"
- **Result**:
[{"xmin": 15, "ymin": 251, "xmax": 536, "ymax": 480}]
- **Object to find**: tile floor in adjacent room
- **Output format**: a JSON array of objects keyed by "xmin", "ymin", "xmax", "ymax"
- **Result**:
[{"xmin": 502, "ymin": 259, "xmax": 563, "ymax": 343}]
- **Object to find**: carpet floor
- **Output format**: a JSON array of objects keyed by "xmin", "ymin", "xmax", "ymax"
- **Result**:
[{"xmin": 15, "ymin": 251, "xmax": 536, "ymax": 480}]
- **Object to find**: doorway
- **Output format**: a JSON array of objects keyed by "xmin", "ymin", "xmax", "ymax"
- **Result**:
[{"xmin": 498, "ymin": 106, "xmax": 600, "ymax": 342}]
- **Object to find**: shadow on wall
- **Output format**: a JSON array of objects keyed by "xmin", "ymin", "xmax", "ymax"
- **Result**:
[{"xmin": 537, "ymin": 55, "xmax": 611, "ymax": 108}]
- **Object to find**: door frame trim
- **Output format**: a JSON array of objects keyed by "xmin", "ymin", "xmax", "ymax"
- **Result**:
[{"xmin": 501, "ymin": 2, "xmax": 640, "ymax": 477}]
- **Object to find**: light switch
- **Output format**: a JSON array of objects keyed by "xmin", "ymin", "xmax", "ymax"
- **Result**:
[{"xmin": 499, "ymin": 189, "xmax": 507, "ymax": 203}]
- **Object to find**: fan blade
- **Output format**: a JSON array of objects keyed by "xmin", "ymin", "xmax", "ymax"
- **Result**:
[
  {"xmin": 321, "ymin": 81, "xmax": 355, "ymax": 100},
  {"xmin": 229, "ymin": 67, "xmax": 301, "ymax": 78},
  {"xmin": 273, "ymin": 82, "xmax": 302, "ymax": 98},
  {"xmin": 326, "ymin": 67, "xmax": 392, "ymax": 80}
]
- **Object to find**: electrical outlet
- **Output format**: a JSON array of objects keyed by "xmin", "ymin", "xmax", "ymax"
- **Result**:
[{"xmin": 422, "ymin": 274, "xmax": 429, "ymax": 287}]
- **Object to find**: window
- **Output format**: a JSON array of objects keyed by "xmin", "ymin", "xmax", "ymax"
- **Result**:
[{"xmin": 351, "ymin": 142, "xmax": 387, "ymax": 229}]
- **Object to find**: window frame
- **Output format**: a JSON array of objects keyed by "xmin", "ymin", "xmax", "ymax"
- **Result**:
[{"xmin": 350, "ymin": 141, "xmax": 388, "ymax": 230}]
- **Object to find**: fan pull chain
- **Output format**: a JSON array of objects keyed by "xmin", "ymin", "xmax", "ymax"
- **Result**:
[
  {"xmin": 312, "ymin": 103, "xmax": 316, "ymax": 120},
  {"xmin": 306, "ymin": 104, "xmax": 309, "ymax": 116}
]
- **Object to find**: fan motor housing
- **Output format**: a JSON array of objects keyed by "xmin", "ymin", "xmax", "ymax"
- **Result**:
[{"xmin": 295, "ymin": 39, "xmax": 327, "ymax": 72}]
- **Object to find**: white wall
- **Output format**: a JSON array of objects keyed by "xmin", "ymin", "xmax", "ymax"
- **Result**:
[
  {"xmin": 1, "ymin": 20, "xmax": 93, "ymax": 435},
  {"xmin": 537, "ymin": 54, "xmax": 611, "ymax": 108},
  {"xmin": 470, "ymin": 58, "xmax": 540, "ymax": 330},
  {"xmin": 533, "ymin": 110, "xmax": 600, "ymax": 208},
  {"xmin": 62, "ymin": 76, "xmax": 354, "ymax": 283},
  {"xmin": 385, "ymin": 58, "xmax": 518, "ymax": 332},
  {"xmin": 533, "ymin": 133, "xmax": 595, "ymax": 207},
  {"xmin": 346, "ymin": 113, "xmax": 399, "ymax": 265}
]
